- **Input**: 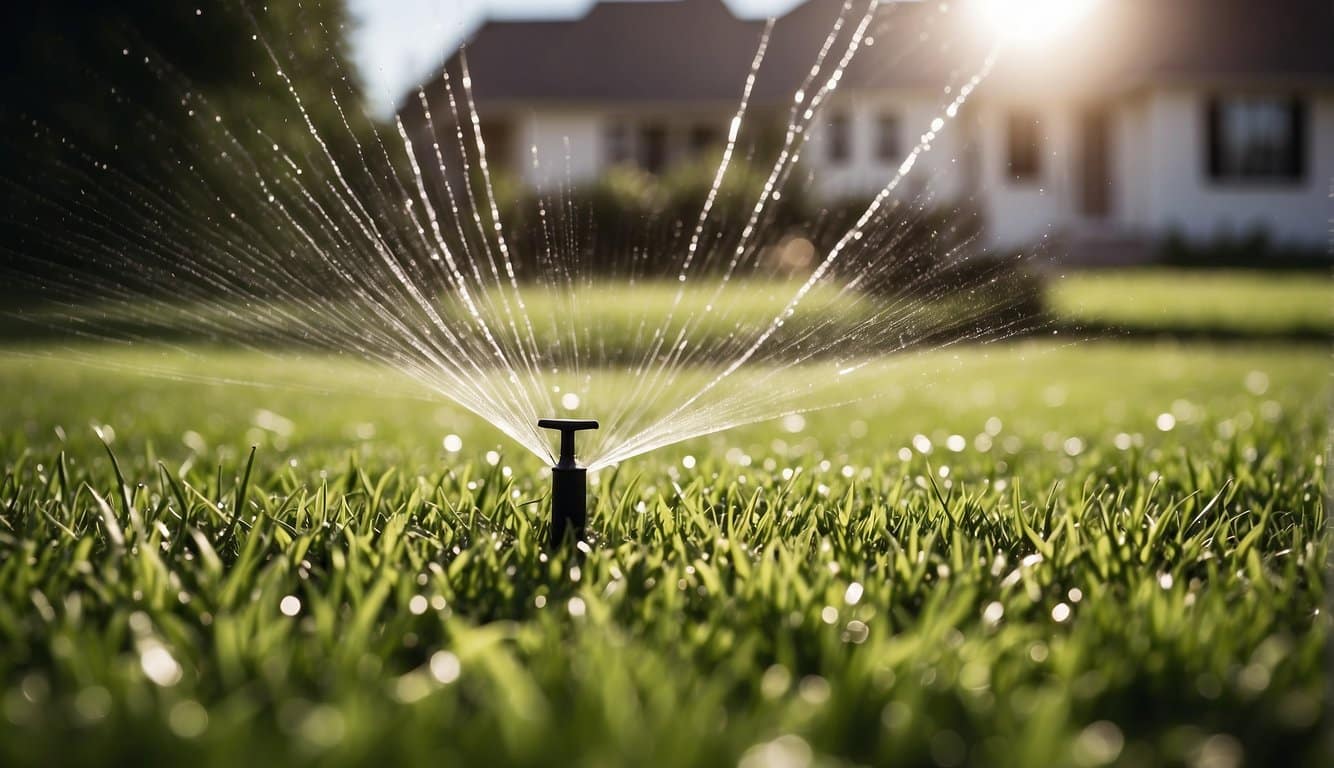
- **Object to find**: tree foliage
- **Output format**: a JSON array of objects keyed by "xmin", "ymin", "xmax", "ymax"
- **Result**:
[{"xmin": 0, "ymin": 0, "xmax": 370, "ymax": 287}]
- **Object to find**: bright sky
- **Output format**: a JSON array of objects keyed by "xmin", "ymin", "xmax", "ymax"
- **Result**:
[{"xmin": 347, "ymin": 0, "xmax": 806, "ymax": 115}]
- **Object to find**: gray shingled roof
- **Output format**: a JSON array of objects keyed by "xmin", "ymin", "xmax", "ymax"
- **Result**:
[{"xmin": 402, "ymin": 0, "xmax": 1334, "ymax": 115}]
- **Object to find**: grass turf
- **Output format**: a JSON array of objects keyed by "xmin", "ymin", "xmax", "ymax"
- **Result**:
[
  {"xmin": 1048, "ymin": 268, "xmax": 1332, "ymax": 337},
  {"xmin": 0, "ymin": 340, "xmax": 1328, "ymax": 767}
]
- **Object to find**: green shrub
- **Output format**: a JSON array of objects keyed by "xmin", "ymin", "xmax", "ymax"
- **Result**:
[{"xmin": 1159, "ymin": 227, "xmax": 1330, "ymax": 271}]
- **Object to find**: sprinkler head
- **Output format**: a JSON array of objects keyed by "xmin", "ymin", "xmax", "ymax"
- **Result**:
[{"xmin": 537, "ymin": 418, "xmax": 598, "ymax": 548}]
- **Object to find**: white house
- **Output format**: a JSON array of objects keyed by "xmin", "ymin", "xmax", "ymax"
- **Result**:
[{"xmin": 402, "ymin": 0, "xmax": 1334, "ymax": 262}]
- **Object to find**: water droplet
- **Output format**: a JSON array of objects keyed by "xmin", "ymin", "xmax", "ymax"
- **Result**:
[
  {"xmin": 429, "ymin": 651, "xmax": 460, "ymax": 683},
  {"xmin": 140, "ymin": 645, "xmax": 182, "ymax": 687}
]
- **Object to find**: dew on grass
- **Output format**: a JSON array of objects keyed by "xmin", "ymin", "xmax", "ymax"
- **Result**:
[
  {"xmin": 298, "ymin": 706, "xmax": 345, "ymax": 748},
  {"xmin": 1073, "ymin": 720, "xmax": 1124, "ymax": 766},
  {"xmin": 1244, "ymin": 370, "xmax": 1269, "ymax": 395},
  {"xmin": 279, "ymin": 595, "xmax": 301, "ymax": 616},
  {"xmin": 442, "ymin": 434, "xmax": 462, "ymax": 452},
  {"xmin": 843, "ymin": 582, "xmax": 864, "ymax": 605},
  {"xmin": 761, "ymin": 665, "xmax": 791, "ymax": 698},
  {"xmin": 739, "ymin": 734, "xmax": 812, "ymax": 768},
  {"xmin": 168, "ymin": 700, "xmax": 209, "ymax": 739},
  {"xmin": 1155, "ymin": 413, "xmax": 1176, "ymax": 431},
  {"xmin": 73, "ymin": 686, "xmax": 112, "ymax": 723},
  {"xmin": 140, "ymin": 644, "xmax": 183, "ymax": 687},
  {"xmin": 798, "ymin": 676, "xmax": 831, "ymax": 705},
  {"xmin": 567, "ymin": 597, "xmax": 587, "ymax": 617},
  {"xmin": 1051, "ymin": 603, "xmax": 1072, "ymax": 623},
  {"xmin": 842, "ymin": 620, "xmax": 869, "ymax": 644},
  {"xmin": 1192, "ymin": 734, "xmax": 1244, "ymax": 768},
  {"xmin": 429, "ymin": 651, "xmax": 461, "ymax": 684}
]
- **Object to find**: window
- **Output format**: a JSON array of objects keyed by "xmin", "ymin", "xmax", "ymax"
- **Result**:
[
  {"xmin": 478, "ymin": 121, "xmax": 513, "ymax": 172},
  {"xmin": 606, "ymin": 121, "xmax": 633, "ymax": 166},
  {"xmin": 875, "ymin": 113, "xmax": 901, "ymax": 162},
  {"xmin": 689, "ymin": 124, "xmax": 720, "ymax": 153},
  {"xmin": 827, "ymin": 112, "xmax": 851, "ymax": 164},
  {"xmin": 639, "ymin": 123, "xmax": 668, "ymax": 173},
  {"xmin": 1006, "ymin": 111, "xmax": 1041, "ymax": 182},
  {"xmin": 1207, "ymin": 96, "xmax": 1306, "ymax": 182}
]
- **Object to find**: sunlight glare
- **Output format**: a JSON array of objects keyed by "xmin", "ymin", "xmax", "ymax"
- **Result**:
[{"xmin": 977, "ymin": 0, "xmax": 1100, "ymax": 45}]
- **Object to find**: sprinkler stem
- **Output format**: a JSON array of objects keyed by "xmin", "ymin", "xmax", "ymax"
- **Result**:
[{"xmin": 537, "ymin": 418, "xmax": 598, "ymax": 548}]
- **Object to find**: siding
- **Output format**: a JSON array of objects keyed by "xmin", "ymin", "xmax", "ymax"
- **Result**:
[
  {"xmin": 806, "ymin": 91, "xmax": 968, "ymax": 204},
  {"xmin": 515, "ymin": 112, "xmax": 605, "ymax": 189},
  {"xmin": 1139, "ymin": 89, "xmax": 1333, "ymax": 247}
]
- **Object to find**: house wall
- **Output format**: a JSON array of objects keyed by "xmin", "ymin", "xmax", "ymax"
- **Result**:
[
  {"xmin": 514, "ymin": 111, "xmax": 605, "ymax": 189},
  {"xmin": 502, "ymin": 87, "xmax": 1334, "ymax": 255},
  {"xmin": 973, "ymin": 87, "xmax": 1334, "ymax": 254},
  {"xmin": 513, "ymin": 107, "xmax": 745, "ymax": 189},
  {"xmin": 971, "ymin": 100, "xmax": 1081, "ymax": 250},
  {"xmin": 805, "ymin": 91, "xmax": 969, "ymax": 204},
  {"xmin": 1134, "ymin": 88, "xmax": 1333, "ymax": 248}
]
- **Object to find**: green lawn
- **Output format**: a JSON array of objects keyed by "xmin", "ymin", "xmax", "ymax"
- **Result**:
[
  {"xmin": 0, "ymin": 338, "xmax": 1327, "ymax": 767},
  {"xmin": 1048, "ymin": 268, "xmax": 1332, "ymax": 337}
]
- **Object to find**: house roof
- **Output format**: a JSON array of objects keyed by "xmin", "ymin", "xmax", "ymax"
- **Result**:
[
  {"xmin": 428, "ymin": 0, "xmax": 768, "ymax": 106},
  {"xmin": 401, "ymin": 0, "xmax": 1334, "ymax": 116}
]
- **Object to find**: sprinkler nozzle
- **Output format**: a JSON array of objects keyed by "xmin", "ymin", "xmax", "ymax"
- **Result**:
[{"xmin": 538, "ymin": 418, "xmax": 598, "ymax": 547}]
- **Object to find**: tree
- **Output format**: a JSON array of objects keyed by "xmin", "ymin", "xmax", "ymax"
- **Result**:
[{"xmin": 0, "ymin": 0, "xmax": 374, "ymax": 297}]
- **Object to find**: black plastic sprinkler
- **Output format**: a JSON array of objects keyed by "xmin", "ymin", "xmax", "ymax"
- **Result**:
[{"xmin": 537, "ymin": 418, "xmax": 598, "ymax": 548}]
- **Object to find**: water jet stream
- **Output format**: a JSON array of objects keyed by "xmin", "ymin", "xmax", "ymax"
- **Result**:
[{"xmin": 1, "ymin": 1, "xmax": 1035, "ymax": 473}]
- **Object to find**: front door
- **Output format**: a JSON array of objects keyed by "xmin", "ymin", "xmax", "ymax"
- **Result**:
[{"xmin": 1078, "ymin": 108, "xmax": 1113, "ymax": 218}]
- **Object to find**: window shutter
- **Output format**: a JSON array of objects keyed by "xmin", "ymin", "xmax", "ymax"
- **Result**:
[
  {"xmin": 1288, "ymin": 97, "xmax": 1307, "ymax": 180},
  {"xmin": 1205, "ymin": 97, "xmax": 1222, "ymax": 179}
]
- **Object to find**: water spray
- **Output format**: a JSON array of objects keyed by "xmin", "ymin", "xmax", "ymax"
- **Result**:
[{"xmin": 538, "ymin": 418, "xmax": 598, "ymax": 547}]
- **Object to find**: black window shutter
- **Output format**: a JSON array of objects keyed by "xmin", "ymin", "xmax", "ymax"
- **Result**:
[
  {"xmin": 1288, "ymin": 97, "xmax": 1307, "ymax": 180},
  {"xmin": 1205, "ymin": 96, "xmax": 1222, "ymax": 179}
]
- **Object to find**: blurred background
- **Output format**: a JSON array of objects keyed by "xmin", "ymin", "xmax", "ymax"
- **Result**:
[{"xmin": 2, "ymin": 0, "xmax": 1329, "ymax": 342}]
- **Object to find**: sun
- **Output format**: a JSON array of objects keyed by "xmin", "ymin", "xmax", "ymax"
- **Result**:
[{"xmin": 975, "ymin": 0, "xmax": 1101, "ymax": 46}]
